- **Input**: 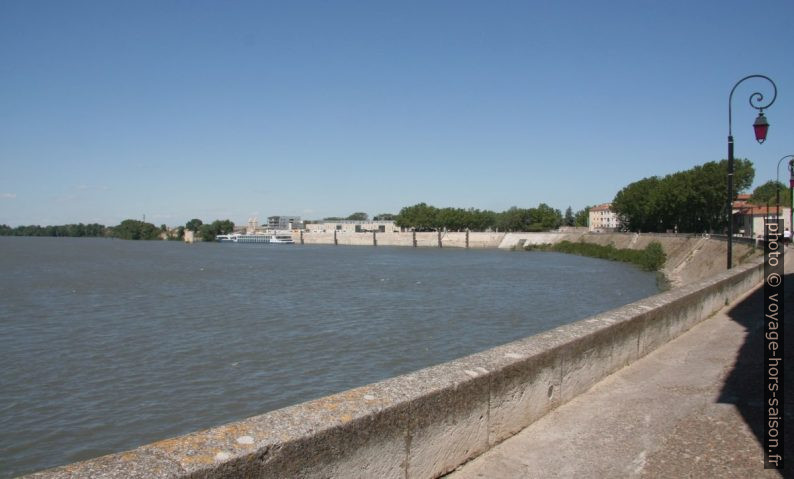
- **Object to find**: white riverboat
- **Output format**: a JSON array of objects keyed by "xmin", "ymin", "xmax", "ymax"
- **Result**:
[{"xmin": 215, "ymin": 233, "xmax": 294, "ymax": 244}]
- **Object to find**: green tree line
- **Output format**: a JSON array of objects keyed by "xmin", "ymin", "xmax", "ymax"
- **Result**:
[
  {"xmin": 611, "ymin": 159, "xmax": 755, "ymax": 233},
  {"xmin": 0, "ymin": 218, "xmax": 235, "ymax": 241},
  {"xmin": 313, "ymin": 205, "xmax": 590, "ymax": 232},
  {"xmin": 393, "ymin": 203, "xmax": 588, "ymax": 232},
  {"xmin": 0, "ymin": 223, "xmax": 108, "ymax": 237}
]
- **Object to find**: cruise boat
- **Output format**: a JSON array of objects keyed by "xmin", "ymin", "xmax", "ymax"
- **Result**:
[{"xmin": 215, "ymin": 233, "xmax": 294, "ymax": 244}]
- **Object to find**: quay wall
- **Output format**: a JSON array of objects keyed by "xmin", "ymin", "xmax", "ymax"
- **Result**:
[
  {"xmin": 296, "ymin": 231, "xmax": 504, "ymax": 248},
  {"xmin": 295, "ymin": 231, "xmax": 759, "ymax": 287},
  {"xmin": 28, "ymin": 255, "xmax": 765, "ymax": 478}
]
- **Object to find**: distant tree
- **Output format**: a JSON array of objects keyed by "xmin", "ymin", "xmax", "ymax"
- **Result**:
[
  {"xmin": 396, "ymin": 203, "xmax": 439, "ymax": 231},
  {"xmin": 111, "ymin": 219, "xmax": 160, "ymax": 240},
  {"xmin": 0, "ymin": 223, "xmax": 107, "ymax": 237},
  {"xmin": 196, "ymin": 219, "xmax": 235, "ymax": 241},
  {"xmin": 750, "ymin": 180, "xmax": 791, "ymax": 207},
  {"xmin": 495, "ymin": 207, "xmax": 533, "ymax": 231},
  {"xmin": 373, "ymin": 213, "xmax": 395, "ymax": 221},
  {"xmin": 185, "ymin": 218, "xmax": 203, "ymax": 232},
  {"xmin": 323, "ymin": 217, "xmax": 344, "ymax": 221},
  {"xmin": 564, "ymin": 207, "xmax": 575, "ymax": 227},
  {"xmin": 85, "ymin": 223, "xmax": 106, "ymax": 237},
  {"xmin": 469, "ymin": 209, "xmax": 498, "ymax": 231},
  {"xmin": 612, "ymin": 159, "xmax": 754, "ymax": 233},
  {"xmin": 394, "ymin": 203, "xmax": 565, "ymax": 232},
  {"xmin": 574, "ymin": 206, "xmax": 590, "ymax": 227},
  {"xmin": 533, "ymin": 203, "xmax": 562, "ymax": 230},
  {"xmin": 213, "ymin": 219, "xmax": 234, "ymax": 235},
  {"xmin": 613, "ymin": 176, "xmax": 663, "ymax": 232},
  {"xmin": 346, "ymin": 212, "xmax": 369, "ymax": 221},
  {"xmin": 199, "ymin": 223, "xmax": 217, "ymax": 242}
]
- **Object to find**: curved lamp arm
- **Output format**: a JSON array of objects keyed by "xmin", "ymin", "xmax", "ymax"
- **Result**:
[{"xmin": 728, "ymin": 75, "xmax": 777, "ymax": 137}]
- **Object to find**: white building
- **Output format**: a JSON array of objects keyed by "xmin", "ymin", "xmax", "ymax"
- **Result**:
[
  {"xmin": 588, "ymin": 203, "xmax": 622, "ymax": 232},
  {"xmin": 734, "ymin": 204, "xmax": 791, "ymax": 238},
  {"xmin": 268, "ymin": 216, "xmax": 303, "ymax": 230},
  {"xmin": 305, "ymin": 220, "xmax": 400, "ymax": 233}
]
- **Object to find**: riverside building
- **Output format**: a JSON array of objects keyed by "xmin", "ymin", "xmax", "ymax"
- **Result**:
[
  {"xmin": 589, "ymin": 203, "xmax": 622, "ymax": 232},
  {"xmin": 304, "ymin": 220, "xmax": 400, "ymax": 233}
]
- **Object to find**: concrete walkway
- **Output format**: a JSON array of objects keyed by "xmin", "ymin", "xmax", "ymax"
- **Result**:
[{"xmin": 447, "ymin": 255, "xmax": 793, "ymax": 478}]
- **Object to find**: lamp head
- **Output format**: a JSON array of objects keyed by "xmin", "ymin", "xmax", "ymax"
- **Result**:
[
  {"xmin": 753, "ymin": 111, "xmax": 769, "ymax": 144},
  {"xmin": 789, "ymin": 159, "xmax": 794, "ymax": 188}
]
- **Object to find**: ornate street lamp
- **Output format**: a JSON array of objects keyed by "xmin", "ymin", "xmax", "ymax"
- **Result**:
[
  {"xmin": 727, "ymin": 75, "xmax": 777, "ymax": 269},
  {"xmin": 775, "ymin": 155, "xmax": 794, "ymax": 230}
]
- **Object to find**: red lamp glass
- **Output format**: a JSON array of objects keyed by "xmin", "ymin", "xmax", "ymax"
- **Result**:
[{"xmin": 753, "ymin": 112, "xmax": 769, "ymax": 144}]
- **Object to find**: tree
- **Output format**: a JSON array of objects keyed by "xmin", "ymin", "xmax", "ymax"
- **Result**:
[
  {"xmin": 470, "ymin": 209, "xmax": 498, "ymax": 231},
  {"xmin": 564, "ymin": 207, "xmax": 575, "ymax": 227},
  {"xmin": 211, "ymin": 219, "xmax": 235, "ymax": 235},
  {"xmin": 612, "ymin": 177, "xmax": 662, "ymax": 232},
  {"xmin": 750, "ymin": 180, "xmax": 791, "ymax": 207},
  {"xmin": 373, "ymin": 213, "xmax": 395, "ymax": 221},
  {"xmin": 574, "ymin": 207, "xmax": 590, "ymax": 227},
  {"xmin": 197, "ymin": 219, "xmax": 235, "ymax": 241},
  {"xmin": 111, "ymin": 220, "xmax": 160, "ymax": 240},
  {"xmin": 396, "ymin": 203, "xmax": 439, "ymax": 231},
  {"xmin": 612, "ymin": 159, "xmax": 754, "ymax": 233},
  {"xmin": 199, "ymin": 223, "xmax": 217, "ymax": 242},
  {"xmin": 185, "ymin": 218, "xmax": 203, "ymax": 232},
  {"xmin": 495, "ymin": 207, "xmax": 533, "ymax": 232},
  {"xmin": 346, "ymin": 212, "xmax": 369, "ymax": 221},
  {"xmin": 533, "ymin": 203, "xmax": 562, "ymax": 230}
]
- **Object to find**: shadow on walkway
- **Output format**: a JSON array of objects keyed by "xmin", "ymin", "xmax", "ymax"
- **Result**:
[{"xmin": 720, "ymin": 269, "xmax": 793, "ymax": 474}]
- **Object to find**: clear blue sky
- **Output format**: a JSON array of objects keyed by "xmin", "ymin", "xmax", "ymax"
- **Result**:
[{"xmin": 1, "ymin": 0, "xmax": 793, "ymax": 227}]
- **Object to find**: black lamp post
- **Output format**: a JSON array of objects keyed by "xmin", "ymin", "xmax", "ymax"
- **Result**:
[
  {"xmin": 776, "ymin": 155, "xmax": 794, "ymax": 232},
  {"xmin": 727, "ymin": 75, "xmax": 777, "ymax": 269}
]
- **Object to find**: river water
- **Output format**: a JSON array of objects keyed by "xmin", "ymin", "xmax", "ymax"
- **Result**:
[{"xmin": 0, "ymin": 237, "xmax": 659, "ymax": 477}]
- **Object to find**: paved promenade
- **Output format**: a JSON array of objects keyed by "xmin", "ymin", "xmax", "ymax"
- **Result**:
[{"xmin": 448, "ymin": 254, "xmax": 792, "ymax": 478}]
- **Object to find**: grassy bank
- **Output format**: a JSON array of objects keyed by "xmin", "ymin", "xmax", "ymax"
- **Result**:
[{"xmin": 525, "ymin": 240, "xmax": 667, "ymax": 272}]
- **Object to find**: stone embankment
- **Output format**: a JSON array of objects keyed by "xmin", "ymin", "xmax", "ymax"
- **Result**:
[
  {"xmin": 297, "ymin": 230, "xmax": 760, "ymax": 287},
  {"xmin": 27, "ymin": 237, "xmax": 765, "ymax": 478},
  {"xmin": 501, "ymin": 232, "xmax": 759, "ymax": 287},
  {"xmin": 297, "ymin": 230, "xmax": 505, "ymax": 248}
]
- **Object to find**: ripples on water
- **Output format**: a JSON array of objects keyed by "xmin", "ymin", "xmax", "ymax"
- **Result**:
[{"xmin": 0, "ymin": 237, "xmax": 659, "ymax": 477}]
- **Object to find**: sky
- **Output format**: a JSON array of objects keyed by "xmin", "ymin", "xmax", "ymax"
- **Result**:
[{"xmin": 1, "ymin": 0, "xmax": 793, "ymax": 227}]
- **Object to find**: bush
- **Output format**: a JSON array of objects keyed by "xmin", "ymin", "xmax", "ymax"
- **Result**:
[
  {"xmin": 639, "ymin": 242, "xmax": 666, "ymax": 271},
  {"xmin": 531, "ymin": 240, "xmax": 666, "ymax": 271}
]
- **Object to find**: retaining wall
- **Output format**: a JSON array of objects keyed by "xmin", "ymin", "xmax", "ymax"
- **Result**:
[
  {"xmin": 296, "ymin": 231, "xmax": 759, "ymax": 287},
  {"xmin": 27, "ymin": 256, "xmax": 765, "ymax": 478},
  {"xmin": 296, "ymin": 231, "xmax": 505, "ymax": 248}
]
